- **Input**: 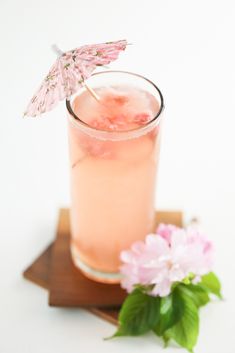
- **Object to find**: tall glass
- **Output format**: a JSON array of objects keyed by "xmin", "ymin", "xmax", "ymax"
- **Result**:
[{"xmin": 66, "ymin": 71, "xmax": 164, "ymax": 283}]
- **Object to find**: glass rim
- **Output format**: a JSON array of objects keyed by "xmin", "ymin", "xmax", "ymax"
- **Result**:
[{"xmin": 66, "ymin": 70, "xmax": 164, "ymax": 137}]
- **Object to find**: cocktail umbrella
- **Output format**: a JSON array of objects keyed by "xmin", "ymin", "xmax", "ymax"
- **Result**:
[{"xmin": 24, "ymin": 40, "xmax": 127, "ymax": 117}]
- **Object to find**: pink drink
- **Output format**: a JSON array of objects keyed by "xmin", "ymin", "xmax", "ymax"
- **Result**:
[{"xmin": 67, "ymin": 71, "xmax": 164, "ymax": 283}]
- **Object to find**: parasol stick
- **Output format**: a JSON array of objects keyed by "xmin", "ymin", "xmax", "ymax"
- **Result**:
[{"xmin": 83, "ymin": 83, "xmax": 100, "ymax": 101}]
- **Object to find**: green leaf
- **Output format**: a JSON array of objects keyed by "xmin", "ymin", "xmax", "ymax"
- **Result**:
[
  {"xmin": 163, "ymin": 334, "xmax": 170, "ymax": 347},
  {"xmin": 153, "ymin": 289, "xmax": 184, "ymax": 336},
  {"xmin": 166, "ymin": 289, "xmax": 199, "ymax": 352},
  {"xmin": 113, "ymin": 288, "xmax": 161, "ymax": 337},
  {"xmin": 201, "ymin": 272, "xmax": 222, "ymax": 299},
  {"xmin": 178, "ymin": 283, "xmax": 210, "ymax": 308}
]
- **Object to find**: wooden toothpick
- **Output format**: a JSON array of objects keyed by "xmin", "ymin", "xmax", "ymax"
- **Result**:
[{"xmin": 84, "ymin": 83, "xmax": 100, "ymax": 102}]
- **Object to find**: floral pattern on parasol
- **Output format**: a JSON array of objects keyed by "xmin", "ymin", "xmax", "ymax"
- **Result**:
[{"xmin": 24, "ymin": 40, "xmax": 127, "ymax": 117}]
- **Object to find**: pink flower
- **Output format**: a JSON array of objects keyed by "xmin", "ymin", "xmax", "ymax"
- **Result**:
[
  {"xmin": 120, "ymin": 225, "xmax": 214, "ymax": 297},
  {"xmin": 156, "ymin": 223, "xmax": 179, "ymax": 244}
]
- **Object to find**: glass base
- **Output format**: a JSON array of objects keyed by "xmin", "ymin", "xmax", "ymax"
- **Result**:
[{"xmin": 70, "ymin": 244, "xmax": 123, "ymax": 284}]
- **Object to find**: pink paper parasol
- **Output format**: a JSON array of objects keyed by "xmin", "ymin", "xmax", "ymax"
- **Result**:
[{"xmin": 24, "ymin": 40, "xmax": 128, "ymax": 117}]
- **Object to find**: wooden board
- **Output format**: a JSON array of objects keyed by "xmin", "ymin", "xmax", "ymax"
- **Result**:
[
  {"xmin": 49, "ymin": 209, "xmax": 127, "ymax": 307},
  {"xmin": 23, "ymin": 209, "xmax": 182, "ymax": 323},
  {"xmin": 23, "ymin": 243, "xmax": 119, "ymax": 325},
  {"xmin": 24, "ymin": 244, "xmax": 52, "ymax": 290}
]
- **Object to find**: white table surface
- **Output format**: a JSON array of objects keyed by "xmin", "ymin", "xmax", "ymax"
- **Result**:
[{"xmin": 0, "ymin": 0, "xmax": 235, "ymax": 352}]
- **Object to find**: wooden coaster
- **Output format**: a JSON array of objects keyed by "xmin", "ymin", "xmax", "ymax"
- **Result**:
[
  {"xmin": 49, "ymin": 209, "xmax": 127, "ymax": 307},
  {"xmin": 23, "ymin": 242, "xmax": 119, "ymax": 325},
  {"xmin": 23, "ymin": 209, "xmax": 183, "ymax": 323},
  {"xmin": 24, "ymin": 243, "xmax": 52, "ymax": 290}
]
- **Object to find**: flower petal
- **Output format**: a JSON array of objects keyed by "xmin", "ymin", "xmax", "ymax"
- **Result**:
[{"xmin": 151, "ymin": 279, "xmax": 172, "ymax": 297}]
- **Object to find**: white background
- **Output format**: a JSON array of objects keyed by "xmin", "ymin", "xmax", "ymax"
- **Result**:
[{"xmin": 0, "ymin": 0, "xmax": 235, "ymax": 352}]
